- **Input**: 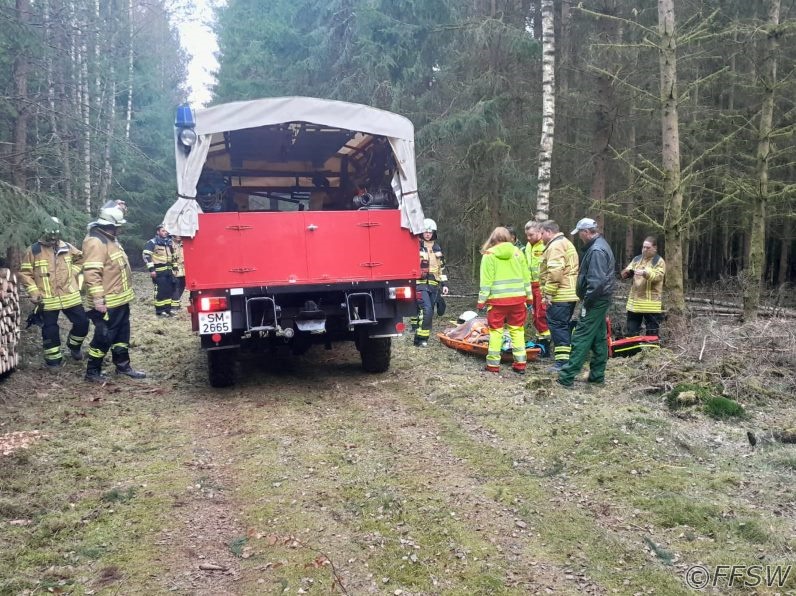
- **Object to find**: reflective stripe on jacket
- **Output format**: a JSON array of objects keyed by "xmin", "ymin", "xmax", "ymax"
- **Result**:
[
  {"xmin": 624, "ymin": 255, "xmax": 665, "ymax": 313},
  {"xmin": 82, "ymin": 228, "xmax": 134, "ymax": 308},
  {"xmin": 419, "ymin": 240, "xmax": 447, "ymax": 286},
  {"xmin": 523, "ymin": 240, "xmax": 544, "ymax": 283},
  {"xmin": 18, "ymin": 241, "xmax": 83, "ymax": 311},
  {"xmin": 142, "ymin": 237, "xmax": 175, "ymax": 272},
  {"xmin": 478, "ymin": 242, "xmax": 532, "ymax": 307},
  {"xmin": 172, "ymin": 240, "xmax": 185, "ymax": 277},
  {"xmin": 540, "ymin": 233, "xmax": 579, "ymax": 303}
]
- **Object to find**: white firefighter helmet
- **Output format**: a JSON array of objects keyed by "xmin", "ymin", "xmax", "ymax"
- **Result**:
[
  {"xmin": 422, "ymin": 218, "xmax": 437, "ymax": 233},
  {"xmin": 94, "ymin": 205, "xmax": 126, "ymax": 227},
  {"xmin": 457, "ymin": 310, "xmax": 478, "ymax": 324}
]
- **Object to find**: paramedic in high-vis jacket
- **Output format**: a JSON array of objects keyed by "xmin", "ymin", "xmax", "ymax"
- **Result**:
[
  {"xmin": 413, "ymin": 218, "xmax": 449, "ymax": 347},
  {"xmin": 621, "ymin": 236, "xmax": 665, "ymax": 337},
  {"xmin": 82, "ymin": 203, "xmax": 146, "ymax": 382},
  {"xmin": 18, "ymin": 216, "xmax": 89, "ymax": 368}
]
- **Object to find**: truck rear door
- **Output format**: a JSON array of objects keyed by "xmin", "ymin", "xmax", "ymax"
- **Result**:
[
  {"xmin": 367, "ymin": 210, "xmax": 419, "ymax": 281},
  {"xmin": 303, "ymin": 211, "xmax": 372, "ymax": 282},
  {"xmin": 183, "ymin": 213, "xmax": 245, "ymax": 291}
]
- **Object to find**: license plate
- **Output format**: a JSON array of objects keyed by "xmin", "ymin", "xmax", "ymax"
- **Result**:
[{"xmin": 199, "ymin": 311, "xmax": 232, "ymax": 335}]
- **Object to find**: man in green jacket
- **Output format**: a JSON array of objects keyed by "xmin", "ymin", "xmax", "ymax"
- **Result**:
[{"xmin": 558, "ymin": 218, "xmax": 616, "ymax": 388}]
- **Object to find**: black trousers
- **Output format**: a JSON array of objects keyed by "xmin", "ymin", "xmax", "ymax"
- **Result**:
[
  {"xmin": 414, "ymin": 283, "xmax": 438, "ymax": 344},
  {"xmin": 626, "ymin": 311, "xmax": 662, "ymax": 337},
  {"xmin": 546, "ymin": 301, "xmax": 577, "ymax": 363},
  {"xmin": 172, "ymin": 275, "xmax": 186, "ymax": 308},
  {"xmin": 153, "ymin": 270, "xmax": 175, "ymax": 314},
  {"xmin": 87, "ymin": 304, "xmax": 131, "ymax": 371},
  {"xmin": 41, "ymin": 305, "xmax": 89, "ymax": 364}
]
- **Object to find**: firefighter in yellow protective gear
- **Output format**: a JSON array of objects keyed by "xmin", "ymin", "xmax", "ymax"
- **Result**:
[
  {"xmin": 413, "ymin": 218, "xmax": 449, "ymax": 347},
  {"xmin": 477, "ymin": 227, "xmax": 532, "ymax": 374},
  {"xmin": 621, "ymin": 236, "xmax": 666, "ymax": 337},
  {"xmin": 539, "ymin": 220, "xmax": 580, "ymax": 370},
  {"xmin": 171, "ymin": 235, "xmax": 186, "ymax": 309},
  {"xmin": 82, "ymin": 203, "xmax": 146, "ymax": 382},
  {"xmin": 523, "ymin": 220, "xmax": 552, "ymax": 355},
  {"xmin": 142, "ymin": 224, "xmax": 176, "ymax": 317},
  {"xmin": 18, "ymin": 216, "xmax": 89, "ymax": 367}
]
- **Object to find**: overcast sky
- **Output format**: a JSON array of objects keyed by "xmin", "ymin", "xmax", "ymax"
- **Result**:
[{"xmin": 173, "ymin": 0, "xmax": 221, "ymax": 107}]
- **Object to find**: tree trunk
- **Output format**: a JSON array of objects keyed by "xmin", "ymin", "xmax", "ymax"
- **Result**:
[
  {"xmin": 7, "ymin": 0, "xmax": 31, "ymax": 271},
  {"xmin": 535, "ymin": 0, "xmax": 555, "ymax": 221},
  {"xmin": 658, "ymin": 0, "xmax": 685, "ymax": 320},
  {"xmin": 778, "ymin": 217, "xmax": 791, "ymax": 285},
  {"xmin": 11, "ymin": 0, "xmax": 30, "ymax": 191},
  {"xmin": 589, "ymin": 0, "xmax": 618, "ymax": 229},
  {"xmin": 743, "ymin": 0, "xmax": 780, "ymax": 321},
  {"xmin": 125, "ymin": 0, "xmax": 134, "ymax": 142}
]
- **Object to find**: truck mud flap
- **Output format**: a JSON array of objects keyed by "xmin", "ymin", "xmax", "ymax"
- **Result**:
[
  {"xmin": 345, "ymin": 292, "xmax": 377, "ymax": 326},
  {"xmin": 246, "ymin": 296, "xmax": 278, "ymax": 331},
  {"xmin": 296, "ymin": 300, "xmax": 326, "ymax": 332}
]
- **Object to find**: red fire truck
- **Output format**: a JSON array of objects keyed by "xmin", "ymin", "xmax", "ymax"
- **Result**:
[{"xmin": 164, "ymin": 97, "xmax": 425, "ymax": 387}]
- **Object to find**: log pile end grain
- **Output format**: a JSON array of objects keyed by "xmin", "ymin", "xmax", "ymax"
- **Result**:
[{"xmin": 0, "ymin": 268, "xmax": 21, "ymax": 375}]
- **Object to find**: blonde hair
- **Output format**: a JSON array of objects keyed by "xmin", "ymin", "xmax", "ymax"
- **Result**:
[{"xmin": 481, "ymin": 226, "xmax": 513, "ymax": 252}]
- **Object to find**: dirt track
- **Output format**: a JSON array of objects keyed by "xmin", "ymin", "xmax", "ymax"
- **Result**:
[{"xmin": 1, "ymin": 274, "xmax": 795, "ymax": 595}]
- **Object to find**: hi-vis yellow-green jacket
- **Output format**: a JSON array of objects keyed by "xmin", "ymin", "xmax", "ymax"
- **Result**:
[
  {"xmin": 478, "ymin": 242, "xmax": 532, "ymax": 308},
  {"xmin": 82, "ymin": 227, "xmax": 135, "ymax": 309},
  {"xmin": 540, "ymin": 233, "xmax": 579, "ymax": 303},
  {"xmin": 523, "ymin": 240, "xmax": 545, "ymax": 284},
  {"xmin": 623, "ymin": 254, "xmax": 665, "ymax": 313},
  {"xmin": 18, "ymin": 241, "xmax": 83, "ymax": 311}
]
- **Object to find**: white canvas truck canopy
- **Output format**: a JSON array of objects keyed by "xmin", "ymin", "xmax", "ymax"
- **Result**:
[{"xmin": 165, "ymin": 96, "xmax": 425, "ymax": 237}]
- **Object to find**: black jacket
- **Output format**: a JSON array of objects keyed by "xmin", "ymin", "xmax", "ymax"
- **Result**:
[{"xmin": 576, "ymin": 235, "xmax": 616, "ymax": 306}]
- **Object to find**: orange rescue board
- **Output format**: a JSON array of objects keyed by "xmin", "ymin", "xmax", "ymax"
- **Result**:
[{"xmin": 437, "ymin": 333, "xmax": 541, "ymax": 363}]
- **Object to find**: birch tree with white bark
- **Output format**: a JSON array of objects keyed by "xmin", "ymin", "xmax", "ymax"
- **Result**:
[{"xmin": 535, "ymin": 0, "xmax": 555, "ymax": 221}]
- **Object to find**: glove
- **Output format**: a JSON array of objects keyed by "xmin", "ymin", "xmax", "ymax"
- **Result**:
[
  {"xmin": 93, "ymin": 297, "xmax": 107, "ymax": 314},
  {"xmin": 476, "ymin": 303, "xmax": 486, "ymax": 316},
  {"xmin": 29, "ymin": 294, "xmax": 42, "ymax": 306},
  {"xmin": 543, "ymin": 295, "xmax": 553, "ymax": 307},
  {"xmin": 581, "ymin": 305, "xmax": 587, "ymax": 318},
  {"xmin": 526, "ymin": 303, "xmax": 534, "ymax": 316}
]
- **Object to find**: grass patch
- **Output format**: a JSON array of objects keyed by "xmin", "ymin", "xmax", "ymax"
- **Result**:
[
  {"xmin": 228, "ymin": 536, "xmax": 248, "ymax": 557},
  {"xmin": 643, "ymin": 536, "xmax": 674, "ymax": 565},
  {"xmin": 101, "ymin": 487, "xmax": 136, "ymax": 503},
  {"xmin": 665, "ymin": 382, "xmax": 716, "ymax": 410},
  {"xmin": 703, "ymin": 396, "xmax": 745, "ymax": 419}
]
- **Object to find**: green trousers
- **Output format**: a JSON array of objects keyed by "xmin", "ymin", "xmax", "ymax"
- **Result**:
[{"xmin": 558, "ymin": 299, "xmax": 610, "ymax": 385}]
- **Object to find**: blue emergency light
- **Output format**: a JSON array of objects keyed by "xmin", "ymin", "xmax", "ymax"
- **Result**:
[
  {"xmin": 175, "ymin": 104, "xmax": 197, "ymax": 150},
  {"xmin": 175, "ymin": 103, "xmax": 196, "ymax": 128}
]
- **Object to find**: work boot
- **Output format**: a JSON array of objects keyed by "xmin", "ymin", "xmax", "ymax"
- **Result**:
[
  {"xmin": 537, "ymin": 338, "xmax": 551, "ymax": 357},
  {"xmin": 45, "ymin": 359, "xmax": 64, "ymax": 369},
  {"xmin": 545, "ymin": 362, "xmax": 565, "ymax": 373},
  {"xmin": 85, "ymin": 370, "xmax": 109, "ymax": 383},
  {"xmin": 115, "ymin": 362, "xmax": 147, "ymax": 379},
  {"xmin": 156, "ymin": 312, "xmax": 170, "ymax": 318},
  {"xmin": 70, "ymin": 348, "xmax": 83, "ymax": 361},
  {"xmin": 512, "ymin": 363, "xmax": 526, "ymax": 375}
]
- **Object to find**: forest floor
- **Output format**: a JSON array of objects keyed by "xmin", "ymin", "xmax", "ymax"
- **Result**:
[{"xmin": 1, "ymin": 273, "xmax": 794, "ymax": 595}]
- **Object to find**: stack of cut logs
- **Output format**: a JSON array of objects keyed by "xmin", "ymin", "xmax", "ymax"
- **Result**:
[{"xmin": 0, "ymin": 268, "xmax": 21, "ymax": 375}]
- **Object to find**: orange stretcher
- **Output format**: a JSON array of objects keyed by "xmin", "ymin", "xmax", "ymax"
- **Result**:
[{"xmin": 437, "ymin": 333, "xmax": 542, "ymax": 363}]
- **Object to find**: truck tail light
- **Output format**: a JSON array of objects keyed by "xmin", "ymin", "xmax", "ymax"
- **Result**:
[
  {"xmin": 198, "ymin": 296, "xmax": 228, "ymax": 312},
  {"xmin": 388, "ymin": 286, "xmax": 413, "ymax": 301}
]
